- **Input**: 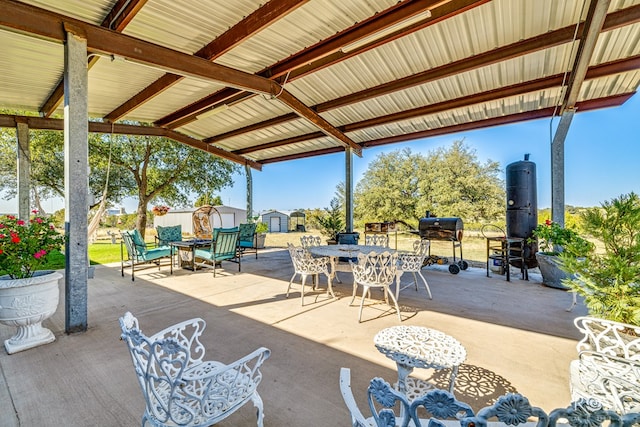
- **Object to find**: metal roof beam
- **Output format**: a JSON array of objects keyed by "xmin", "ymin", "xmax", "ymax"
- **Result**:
[
  {"xmin": 0, "ymin": 0, "xmax": 357, "ymax": 155},
  {"xmin": 104, "ymin": 0, "xmax": 308, "ymax": 122},
  {"xmin": 39, "ymin": 0, "xmax": 147, "ymax": 117},
  {"xmin": 0, "ymin": 114, "xmax": 262, "ymax": 170},
  {"xmin": 560, "ymin": 0, "xmax": 611, "ymax": 113},
  {"xmin": 236, "ymin": 55, "xmax": 640, "ymax": 155},
  {"xmin": 156, "ymin": 0, "xmax": 486, "ymax": 128},
  {"xmin": 259, "ymin": 93, "xmax": 634, "ymax": 164},
  {"xmin": 209, "ymin": 4, "xmax": 640, "ymax": 145}
]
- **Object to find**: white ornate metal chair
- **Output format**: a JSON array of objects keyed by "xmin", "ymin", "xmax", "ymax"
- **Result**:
[
  {"xmin": 340, "ymin": 367, "xmax": 474, "ymax": 427},
  {"xmin": 300, "ymin": 235, "xmax": 322, "ymax": 248},
  {"xmin": 286, "ymin": 243, "xmax": 333, "ymax": 305},
  {"xmin": 350, "ymin": 250, "xmax": 400, "ymax": 322},
  {"xmin": 340, "ymin": 367, "xmax": 637, "ymax": 427},
  {"xmin": 395, "ymin": 239, "xmax": 431, "ymax": 300},
  {"xmin": 365, "ymin": 233, "xmax": 389, "ymax": 247},
  {"xmin": 119, "ymin": 312, "xmax": 270, "ymax": 427},
  {"xmin": 569, "ymin": 316, "xmax": 640, "ymax": 414}
]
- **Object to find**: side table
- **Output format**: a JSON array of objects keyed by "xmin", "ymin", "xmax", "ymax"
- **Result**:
[
  {"xmin": 170, "ymin": 240, "xmax": 212, "ymax": 272},
  {"xmin": 374, "ymin": 325, "xmax": 466, "ymax": 400}
]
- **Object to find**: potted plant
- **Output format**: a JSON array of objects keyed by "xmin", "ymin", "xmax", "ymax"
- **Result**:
[
  {"xmin": 317, "ymin": 197, "xmax": 344, "ymax": 244},
  {"xmin": 254, "ymin": 222, "xmax": 268, "ymax": 249},
  {"xmin": 530, "ymin": 219, "xmax": 593, "ymax": 289},
  {"xmin": 0, "ymin": 211, "xmax": 66, "ymax": 354},
  {"xmin": 560, "ymin": 192, "xmax": 640, "ymax": 326}
]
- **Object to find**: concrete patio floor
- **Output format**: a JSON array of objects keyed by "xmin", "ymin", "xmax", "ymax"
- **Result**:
[{"xmin": 0, "ymin": 247, "xmax": 588, "ymax": 426}]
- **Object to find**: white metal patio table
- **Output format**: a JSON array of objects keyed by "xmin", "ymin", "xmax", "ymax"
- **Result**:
[
  {"xmin": 374, "ymin": 325, "xmax": 467, "ymax": 399},
  {"xmin": 307, "ymin": 244, "xmax": 393, "ymax": 284}
]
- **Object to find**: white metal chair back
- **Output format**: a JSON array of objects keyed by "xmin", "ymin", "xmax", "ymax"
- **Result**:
[
  {"xmin": 119, "ymin": 312, "xmax": 271, "ymax": 427},
  {"xmin": 350, "ymin": 251, "xmax": 400, "ymax": 322},
  {"xmin": 286, "ymin": 243, "xmax": 332, "ymax": 305},
  {"xmin": 365, "ymin": 233, "xmax": 389, "ymax": 247},
  {"xmin": 300, "ymin": 235, "xmax": 322, "ymax": 248},
  {"xmin": 396, "ymin": 239, "xmax": 432, "ymax": 300}
]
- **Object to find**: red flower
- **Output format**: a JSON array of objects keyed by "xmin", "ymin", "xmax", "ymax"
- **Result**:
[
  {"xmin": 17, "ymin": 220, "xmax": 25, "ymax": 226},
  {"xmin": 10, "ymin": 233, "xmax": 20, "ymax": 243},
  {"xmin": 545, "ymin": 219, "xmax": 552, "ymax": 225}
]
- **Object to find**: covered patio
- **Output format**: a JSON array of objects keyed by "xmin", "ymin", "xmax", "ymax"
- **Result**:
[{"xmin": 0, "ymin": 250, "xmax": 587, "ymax": 426}]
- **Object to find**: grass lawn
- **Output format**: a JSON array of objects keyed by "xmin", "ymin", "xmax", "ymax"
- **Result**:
[{"xmin": 2, "ymin": 229, "xmax": 492, "ymax": 276}]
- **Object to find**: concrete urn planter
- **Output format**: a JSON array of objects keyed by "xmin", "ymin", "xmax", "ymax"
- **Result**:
[
  {"xmin": 535, "ymin": 252, "xmax": 571, "ymax": 290},
  {"xmin": 0, "ymin": 270, "xmax": 62, "ymax": 354},
  {"xmin": 255, "ymin": 233, "xmax": 266, "ymax": 249}
]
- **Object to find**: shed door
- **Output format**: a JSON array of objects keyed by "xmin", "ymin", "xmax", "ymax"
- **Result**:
[{"xmin": 270, "ymin": 217, "xmax": 281, "ymax": 232}]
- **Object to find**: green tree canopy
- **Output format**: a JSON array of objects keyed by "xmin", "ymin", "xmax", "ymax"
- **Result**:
[
  {"xmin": 90, "ymin": 133, "xmax": 239, "ymax": 236},
  {"xmin": 0, "ymin": 122, "xmax": 239, "ymax": 237},
  {"xmin": 354, "ymin": 141, "xmax": 504, "ymax": 225}
]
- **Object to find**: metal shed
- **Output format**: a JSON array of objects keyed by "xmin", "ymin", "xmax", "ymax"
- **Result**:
[
  {"xmin": 154, "ymin": 205, "xmax": 247, "ymax": 235},
  {"xmin": 260, "ymin": 210, "xmax": 290, "ymax": 233}
]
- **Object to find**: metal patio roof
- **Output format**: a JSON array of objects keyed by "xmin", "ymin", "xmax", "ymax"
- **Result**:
[{"xmin": 1, "ymin": 0, "xmax": 639, "ymax": 170}]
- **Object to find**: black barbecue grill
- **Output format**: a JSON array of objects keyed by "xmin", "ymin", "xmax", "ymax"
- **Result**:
[{"xmin": 417, "ymin": 212, "xmax": 468, "ymax": 274}]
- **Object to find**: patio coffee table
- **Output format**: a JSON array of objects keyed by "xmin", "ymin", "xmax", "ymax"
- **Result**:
[
  {"xmin": 170, "ymin": 239, "xmax": 212, "ymax": 272},
  {"xmin": 374, "ymin": 325, "xmax": 466, "ymax": 399}
]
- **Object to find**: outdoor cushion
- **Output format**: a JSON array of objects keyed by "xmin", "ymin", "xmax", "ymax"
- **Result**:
[
  {"xmin": 212, "ymin": 227, "xmax": 238, "ymax": 242},
  {"xmin": 141, "ymin": 247, "xmax": 172, "ymax": 261},
  {"xmin": 129, "ymin": 229, "xmax": 147, "ymax": 255},
  {"xmin": 156, "ymin": 225, "xmax": 182, "ymax": 246},
  {"xmin": 238, "ymin": 223, "xmax": 257, "ymax": 248}
]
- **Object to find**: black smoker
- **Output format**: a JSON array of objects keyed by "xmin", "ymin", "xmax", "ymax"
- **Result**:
[
  {"xmin": 505, "ymin": 154, "xmax": 538, "ymax": 268},
  {"xmin": 418, "ymin": 212, "xmax": 468, "ymax": 274}
]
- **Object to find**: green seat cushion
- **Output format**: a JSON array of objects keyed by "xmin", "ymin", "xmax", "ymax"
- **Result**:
[
  {"xmin": 157, "ymin": 225, "xmax": 182, "ymax": 246},
  {"xmin": 141, "ymin": 247, "xmax": 172, "ymax": 261}
]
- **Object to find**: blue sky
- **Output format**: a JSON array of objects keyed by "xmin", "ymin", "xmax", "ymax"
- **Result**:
[
  {"xmin": 218, "ymin": 93, "xmax": 640, "ymax": 213},
  {"xmin": 1, "ymin": 94, "xmax": 638, "ymax": 215}
]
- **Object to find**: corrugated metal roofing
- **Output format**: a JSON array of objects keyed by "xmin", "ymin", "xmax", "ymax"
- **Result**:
[{"xmin": 1, "ymin": 0, "xmax": 639, "ymax": 168}]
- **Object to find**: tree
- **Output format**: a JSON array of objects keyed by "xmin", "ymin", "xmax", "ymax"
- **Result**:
[
  {"xmin": 354, "ymin": 141, "xmax": 504, "ymax": 225},
  {"xmin": 0, "ymin": 123, "xmax": 239, "ymax": 237},
  {"xmin": 195, "ymin": 194, "xmax": 223, "ymax": 207},
  {"xmin": 0, "ymin": 127, "xmax": 133, "ymax": 213},
  {"xmin": 416, "ymin": 141, "xmax": 504, "ymax": 222},
  {"xmin": 90, "ymin": 133, "xmax": 239, "ymax": 237},
  {"xmin": 354, "ymin": 148, "xmax": 427, "ymax": 225}
]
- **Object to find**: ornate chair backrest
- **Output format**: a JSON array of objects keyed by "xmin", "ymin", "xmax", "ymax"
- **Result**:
[
  {"xmin": 460, "ymin": 393, "xmax": 548, "ymax": 427},
  {"xmin": 300, "ymin": 235, "xmax": 322, "ymax": 248},
  {"xmin": 549, "ymin": 399, "xmax": 623, "ymax": 427},
  {"xmin": 412, "ymin": 239, "xmax": 430, "ymax": 255},
  {"xmin": 351, "ymin": 251, "xmax": 398, "ymax": 287},
  {"xmin": 409, "ymin": 389, "xmax": 474, "ymax": 427},
  {"xmin": 119, "ymin": 312, "xmax": 207, "ymax": 425},
  {"xmin": 398, "ymin": 240, "xmax": 431, "ymax": 272},
  {"xmin": 574, "ymin": 316, "xmax": 640, "ymax": 359},
  {"xmin": 287, "ymin": 243, "xmax": 325, "ymax": 274},
  {"xmin": 214, "ymin": 231, "xmax": 239, "ymax": 259},
  {"xmin": 238, "ymin": 223, "xmax": 257, "ymax": 243},
  {"xmin": 365, "ymin": 233, "xmax": 389, "ymax": 247},
  {"xmin": 156, "ymin": 224, "xmax": 182, "ymax": 247}
]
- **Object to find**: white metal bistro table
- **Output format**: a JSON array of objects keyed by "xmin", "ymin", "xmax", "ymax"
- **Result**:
[
  {"xmin": 374, "ymin": 325, "xmax": 467, "ymax": 399},
  {"xmin": 307, "ymin": 244, "xmax": 393, "ymax": 284}
]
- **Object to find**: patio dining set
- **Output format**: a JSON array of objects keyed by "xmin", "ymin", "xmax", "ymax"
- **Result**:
[{"xmin": 287, "ymin": 233, "xmax": 432, "ymax": 322}]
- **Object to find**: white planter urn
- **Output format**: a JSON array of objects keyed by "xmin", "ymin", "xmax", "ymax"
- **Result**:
[{"xmin": 0, "ymin": 270, "xmax": 61, "ymax": 354}]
